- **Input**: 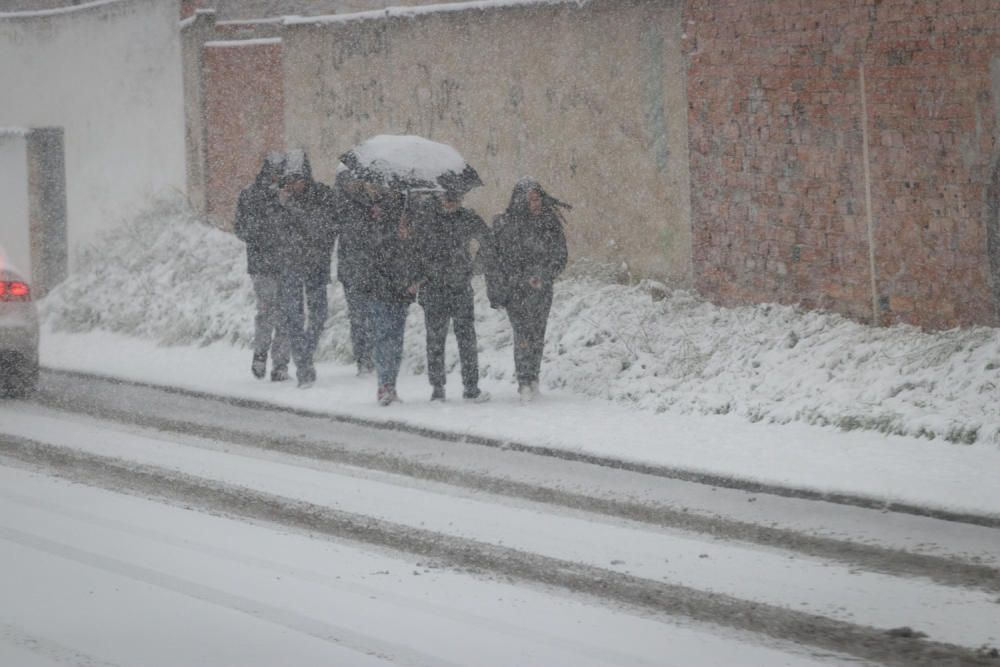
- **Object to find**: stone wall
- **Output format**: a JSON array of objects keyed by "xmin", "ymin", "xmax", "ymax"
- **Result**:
[
  {"xmin": 282, "ymin": 0, "xmax": 693, "ymax": 283},
  {"xmin": 685, "ymin": 0, "xmax": 1000, "ymax": 327}
]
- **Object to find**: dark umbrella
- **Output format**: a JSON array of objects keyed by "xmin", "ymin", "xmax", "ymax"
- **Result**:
[{"xmin": 338, "ymin": 135, "xmax": 482, "ymax": 195}]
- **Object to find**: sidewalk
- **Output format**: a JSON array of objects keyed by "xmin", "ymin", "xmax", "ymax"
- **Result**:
[{"xmin": 39, "ymin": 329, "xmax": 1000, "ymax": 524}]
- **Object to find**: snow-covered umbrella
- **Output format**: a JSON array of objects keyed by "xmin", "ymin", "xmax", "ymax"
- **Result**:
[{"xmin": 338, "ymin": 134, "xmax": 483, "ymax": 194}]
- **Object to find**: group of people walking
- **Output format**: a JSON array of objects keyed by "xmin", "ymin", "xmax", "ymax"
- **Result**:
[{"xmin": 235, "ymin": 149, "xmax": 569, "ymax": 406}]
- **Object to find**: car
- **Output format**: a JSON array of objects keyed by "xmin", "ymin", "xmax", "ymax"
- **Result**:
[{"xmin": 0, "ymin": 265, "xmax": 39, "ymax": 397}]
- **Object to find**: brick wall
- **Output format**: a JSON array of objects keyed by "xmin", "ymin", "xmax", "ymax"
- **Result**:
[
  {"xmin": 202, "ymin": 38, "xmax": 285, "ymax": 229},
  {"xmin": 685, "ymin": 0, "xmax": 1000, "ymax": 328}
]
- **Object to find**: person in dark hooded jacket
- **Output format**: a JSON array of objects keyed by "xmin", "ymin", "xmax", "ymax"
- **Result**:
[
  {"xmin": 487, "ymin": 177, "xmax": 569, "ymax": 402},
  {"xmin": 234, "ymin": 151, "xmax": 291, "ymax": 381},
  {"xmin": 273, "ymin": 149, "xmax": 340, "ymax": 388},
  {"xmin": 413, "ymin": 189, "xmax": 492, "ymax": 402},
  {"xmin": 363, "ymin": 187, "xmax": 422, "ymax": 406},
  {"xmin": 334, "ymin": 170, "xmax": 376, "ymax": 376}
]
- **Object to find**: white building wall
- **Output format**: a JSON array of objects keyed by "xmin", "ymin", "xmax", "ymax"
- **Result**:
[
  {"xmin": 0, "ymin": 0, "xmax": 186, "ymax": 273},
  {"xmin": 0, "ymin": 130, "xmax": 30, "ymax": 276}
]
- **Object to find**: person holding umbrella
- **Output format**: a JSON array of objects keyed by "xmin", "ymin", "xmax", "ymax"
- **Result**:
[
  {"xmin": 365, "ymin": 185, "xmax": 421, "ymax": 405},
  {"xmin": 413, "ymin": 187, "xmax": 492, "ymax": 402},
  {"xmin": 338, "ymin": 134, "xmax": 484, "ymax": 406},
  {"xmin": 487, "ymin": 177, "xmax": 570, "ymax": 403}
]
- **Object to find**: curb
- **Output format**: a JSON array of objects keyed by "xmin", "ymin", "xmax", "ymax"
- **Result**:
[{"xmin": 41, "ymin": 366, "xmax": 1000, "ymax": 530}]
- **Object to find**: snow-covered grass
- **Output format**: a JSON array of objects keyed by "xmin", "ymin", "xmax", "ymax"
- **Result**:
[{"xmin": 42, "ymin": 195, "xmax": 1000, "ymax": 446}]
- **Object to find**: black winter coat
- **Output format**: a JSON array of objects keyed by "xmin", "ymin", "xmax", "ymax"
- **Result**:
[
  {"xmin": 273, "ymin": 182, "xmax": 340, "ymax": 281},
  {"xmin": 414, "ymin": 203, "xmax": 491, "ymax": 305},
  {"xmin": 487, "ymin": 211, "xmax": 568, "ymax": 308},
  {"xmin": 335, "ymin": 190, "xmax": 375, "ymax": 290},
  {"xmin": 234, "ymin": 181, "xmax": 283, "ymax": 276},
  {"xmin": 365, "ymin": 193, "xmax": 421, "ymax": 305}
]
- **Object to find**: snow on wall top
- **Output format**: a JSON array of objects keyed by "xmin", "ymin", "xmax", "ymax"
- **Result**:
[
  {"xmin": 204, "ymin": 37, "xmax": 282, "ymax": 48},
  {"xmin": 0, "ymin": 0, "xmax": 128, "ymax": 20},
  {"xmin": 0, "ymin": 127, "xmax": 29, "ymax": 137},
  {"xmin": 215, "ymin": 16, "xmax": 285, "ymax": 26},
  {"xmin": 283, "ymin": 0, "xmax": 591, "ymax": 26},
  {"xmin": 179, "ymin": 8, "xmax": 216, "ymax": 29}
]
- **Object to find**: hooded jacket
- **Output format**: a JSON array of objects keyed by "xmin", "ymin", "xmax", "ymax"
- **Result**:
[
  {"xmin": 413, "ymin": 196, "xmax": 491, "ymax": 304},
  {"xmin": 272, "ymin": 152, "xmax": 340, "ymax": 281},
  {"xmin": 365, "ymin": 191, "xmax": 421, "ymax": 305},
  {"xmin": 334, "ymin": 171, "xmax": 376, "ymax": 291},
  {"xmin": 234, "ymin": 152, "xmax": 285, "ymax": 276},
  {"xmin": 487, "ymin": 178, "xmax": 568, "ymax": 308}
]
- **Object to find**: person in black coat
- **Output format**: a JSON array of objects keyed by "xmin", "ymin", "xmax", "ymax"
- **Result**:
[
  {"xmin": 487, "ymin": 178, "xmax": 569, "ymax": 402},
  {"xmin": 234, "ymin": 152, "xmax": 291, "ymax": 381},
  {"xmin": 334, "ymin": 170, "xmax": 376, "ymax": 376},
  {"xmin": 414, "ymin": 190, "xmax": 491, "ymax": 402},
  {"xmin": 273, "ymin": 149, "xmax": 339, "ymax": 388},
  {"xmin": 363, "ymin": 188, "xmax": 422, "ymax": 405}
]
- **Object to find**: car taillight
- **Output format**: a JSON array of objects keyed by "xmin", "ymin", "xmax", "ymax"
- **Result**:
[{"xmin": 0, "ymin": 281, "xmax": 31, "ymax": 301}]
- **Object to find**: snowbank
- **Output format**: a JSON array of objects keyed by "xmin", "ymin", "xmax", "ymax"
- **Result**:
[{"xmin": 41, "ymin": 195, "xmax": 1000, "ymax": 445}]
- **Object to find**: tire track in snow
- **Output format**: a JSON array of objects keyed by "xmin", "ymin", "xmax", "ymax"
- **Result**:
[
  {"xmin": 29, "ymin": 374, "xmax": 1000, "ymax": 595},
  {"xmin": 1, "ymin": 434, "xmax": 995, "ymax": 667}
]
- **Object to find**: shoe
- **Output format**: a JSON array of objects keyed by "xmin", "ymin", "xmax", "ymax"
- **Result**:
[
  {"xmin": 297, "ymin": 366, "xmax": 316, "ymax": 389},
  {"xmin": 430, "ymin": 385, "xmax": 445, "ymax": 402},
  {"xmin": 378, "ymin": 384, "xmax": 400, "ymax": 406},
  {"xmin": 530, "ymin": 380, "xmax": 541, "ymax": 397},
  {"xmin": 518, "ymin": 383, "xmax": 533, "ymax": 403},
  {"xmin": 251, "ymin": 353, "xmax": 267, "ymax": 379},
  {"xmin": 270, "ymin": 366, "xmax": 289, "ymax": 382},
  {"xmin": 463, "ymin": 387, "xmax": 490, "ymax": 403},
  {"xmin": 356, "ymin": 360, "xmax": 375, "ymax": 377}
]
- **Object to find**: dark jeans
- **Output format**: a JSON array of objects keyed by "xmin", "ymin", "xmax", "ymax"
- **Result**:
[
  {"xmin": 251, "ymin": 274, "xmax": 290, "ymax": 368},
  {"xmin": 505, "ymin": 286, "xmax": 553, "ymax": 385},
  {"xmin": 370, "ymin": 300, "xmax": 409, "ymax": 388},
  {"xmin": 422, "ymin": 287, "xmax": 479, "ymax": 390},
  {"xmin": 343, "ymin": 282, "xmax": 373, "ymax": 368},
  {"xmin": 279, "ymin": 272, "xmax": 328, "ymax": 374}
]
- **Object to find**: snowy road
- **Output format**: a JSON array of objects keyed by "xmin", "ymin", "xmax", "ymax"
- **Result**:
[{"xmin": 1, "ymin": 374, "xmax": 998, "ymax": 665}]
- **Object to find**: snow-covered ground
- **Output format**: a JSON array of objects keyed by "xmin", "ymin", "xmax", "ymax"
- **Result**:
[
  {"xmin": 35, "ymin": 195, "xmax": 1000, "ymax": 519},
  {"xmin": 0, "ymin": 425, "xmax": 871, "ymax": 667}
]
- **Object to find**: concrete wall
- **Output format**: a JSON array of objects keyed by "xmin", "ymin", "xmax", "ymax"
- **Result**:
[
  {"xmin": 0, "ymin": 130, "xmax": 30, "ymax": 276},
  {"xmin": 181, "ymin": 8, "xmax": 215, "ymax": 215},
  {"xmin": 282, "ymin": 0, "xmax": 693, "ymax": 283},
  {"xmin": 685, "ymin": 0, "xmax": 1000, "ymax": 328},
  {"xmin": 0, "ymin": 0, "xmax": 186, "ymax": 273},
  {"xmin": 0, "ymin": 128, "xmax": 67, "ymax": 295},
  {"xmin": 27, "ymin": 128, "xmax": 68, "ymax": 296}
]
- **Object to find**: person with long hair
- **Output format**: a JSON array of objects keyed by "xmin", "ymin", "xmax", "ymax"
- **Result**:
[{"xmin": 487, "ymin": 178, "xmax": 570, "ymax": 402}]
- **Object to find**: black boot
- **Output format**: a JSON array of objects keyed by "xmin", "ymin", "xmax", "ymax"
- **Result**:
[
  {"xmin": 297, "ymin": 366, "xmax": 316, "ymax": 389},
  {"xmin": 251, "ymin": 353, "xmax": 267, "ymax": 379},
  {"xmin": 430, "ymin": 385, "xmax": 445, "ymax": 402}
]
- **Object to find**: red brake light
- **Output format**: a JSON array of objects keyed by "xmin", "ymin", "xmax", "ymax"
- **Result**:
[{"xmin": 0, "ymin": 281, "xmax": 31, "ymax": 301}]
